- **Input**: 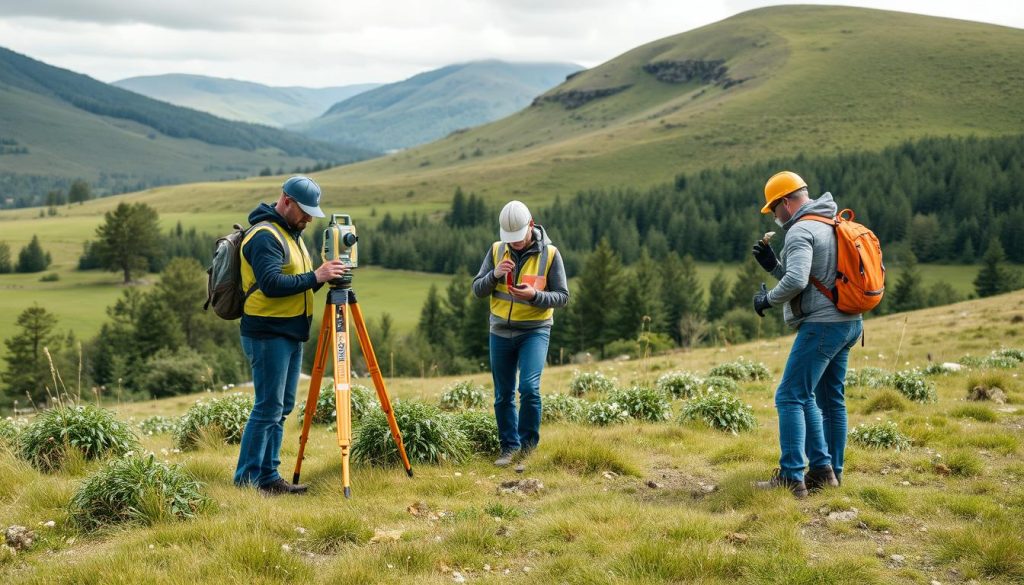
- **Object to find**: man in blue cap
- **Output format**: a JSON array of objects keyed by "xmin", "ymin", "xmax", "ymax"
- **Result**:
[{"xmin": 234, "ymin": 176, "xmax": 349, "ymax": 496}]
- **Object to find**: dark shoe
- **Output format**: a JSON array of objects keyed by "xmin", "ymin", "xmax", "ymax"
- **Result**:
[
  {"xmin": 513, "ymin": 447, "xmax": 533, "ymax": 474},
  {"xmin": 754, "ymin": 468, "xmax": 809, "ymax": 499},
  {"xmin": 258, "ymin": 478, "xmax": 304, "ymax": 496},
  {"xmin": 494, "ymin": 449, "xmax": 519, "ymax": 467},
  {"xmin": 805, "ymin": 465, "xmax": 840, "ymax": 492},
  {"xmin": 288, "ymin": 481, "xmax": 309, "ymax": 494}
]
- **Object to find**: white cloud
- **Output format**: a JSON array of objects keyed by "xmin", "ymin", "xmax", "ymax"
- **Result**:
[{"xmin": 0, "ymin": 0, "xmax": 1018, "ymax": 86}]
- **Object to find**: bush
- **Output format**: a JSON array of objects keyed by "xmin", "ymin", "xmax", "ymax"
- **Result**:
[
  {"xmin": 568, "ymin": 370, "xmax": 618, "ymax": 397},
  {"xmin": 352, "ymin": 401, "xmax": 469, "ymax": 466},
  {"xmin": 585, "ymin": 401, "xmax": 630, "ymax": 426},
  {"xmin": 17, "ymin": 404, "xmax": 139, "ymax": 471},
  {"xmin": 542, "ymin": 393, "xmax": 587, "ymax": 423},
  {"xmin": 891, "ymin": 369, "xmax": 938, "ymax": 403},
  {"xmin": 862, "ymin": 390, "xmax": 908, "ymax": 414},
  {"xmin": 703, "ymin": 376, "xmax": 740, "ymax": 394},
  {"xmin": 655, "ymin": 370, "xmax": 704, "ymax": 399},
  {"xmin": 846, "ymin": 367, "xmax": 893, "ymax": 388},
  {"xmin": 438, "ymin": 380, "xmax": 486, "ymax": 411},
  {"xmin": 68, "ymin": 453, "xmax": 209, "ymax": 530},
  {"xmin": 849, "ymin": 421, "xmax": 911, "ymax": 450},
  {"xmin": 708, "ymin": 357, "xmax": 771, "ymax": 382},
  {"xmin": 174, "ymin": 393, "xmax": 253, "ymax": 450},
  {"xmin": 451, "ymin": 409, "xmax": 500, "ymax": 455},
  {"xmin": 604, "ymin": 332, "xmax": 675, "ymax": 359},
  {"xmin": 299, "ymin": 383, "xmax": 377, "ymax": 426},
  {"xmin": 608, "ymin": 386, "xmax": 672, "ymax": 422},
  {"xmin": 678, "ymin": 390, "xmax": 757, "ymax": 434},
  {"xmin": 139, "ymin": 348, "xmax": 212, "ymax": 398},
  {"xmin": 982, "ymin": 352, "xmax": 1021, "ymax": 369},
  {"xmin": 995, "ymin": 348, "xmax": 1024, "ymax": 363},
  {"xmin": 1, "ymin": 417, "xmax": 29, "ymax": 448},
  {"xmin": 137, "ymin": 416, "xmax": 179, "ymax": 436}
]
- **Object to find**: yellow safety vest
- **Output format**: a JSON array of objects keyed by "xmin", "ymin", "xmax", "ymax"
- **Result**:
[
  {"xmin": 240, "ymin": 220, "xmax": 314, "ymax": 319},
  {"xmin": 489, "ymin": 241, "xmax": 557, "ymax": 323}
]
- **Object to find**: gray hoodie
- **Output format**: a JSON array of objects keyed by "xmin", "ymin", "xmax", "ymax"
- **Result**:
[
  {"xmin": 767, "ymin": 192, "xmax": 862, "ymax": 329},
  {"xmin": 472, "ymin": 225, "xmax": 569, "ymax": 337}
]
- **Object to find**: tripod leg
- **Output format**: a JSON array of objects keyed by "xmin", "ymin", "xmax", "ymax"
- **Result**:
[
  {"xmin": 332, "ymin": 299, "xmax": 354, "ymax": 498},
  {"xmin": 350, "ymin": 300, "xmax": 414, "ymax": 478},
  {"xmin": 293, "ymin": 305, "xmax": 332, "ymax": 485}
]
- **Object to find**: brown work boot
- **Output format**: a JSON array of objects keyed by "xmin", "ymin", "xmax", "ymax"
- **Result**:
[
  {"xmin": 805, "ymin": 465, "xmax": 840, "ymax": 492},
  {"xmin": 754, "ymin": 468, "xmax": 809, "ymax": 499}
]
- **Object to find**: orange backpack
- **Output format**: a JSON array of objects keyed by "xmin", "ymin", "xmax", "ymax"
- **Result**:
[{"xmin": 799, "ymin": 209, "xmax": 885, "ymax": 314}]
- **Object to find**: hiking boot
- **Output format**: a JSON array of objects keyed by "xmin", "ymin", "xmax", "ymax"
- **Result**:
[
  {"xmin": 258, "ymin": 478, "xmax": 305, "ymax": 496},
  {"xmin": 513, "ymin": 447, "xmax": 533, "ymax": 474},
  {"xmin": 754, "ymin": 468, "xmax": 809, "ymax": 499},
  {"xmin": 494, "ymin": 449, "xmax": 519, "ymax": 467},
  {"xmin": 805, "ymin": 465, "xmax": 840, "ymax": 492}
]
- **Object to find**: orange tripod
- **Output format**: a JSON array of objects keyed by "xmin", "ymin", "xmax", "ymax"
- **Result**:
[{"xmin": 293, "ymin": 284, "xmax": 413, "ymax": 498}]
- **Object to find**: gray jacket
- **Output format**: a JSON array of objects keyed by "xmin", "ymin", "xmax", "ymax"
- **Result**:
[
  {"xmin": 767, "ymin": 192, "xmax": 862, "ymax": 329},
  {"xmin": 472, "ymin": 225, "xmax": 569, "ymax": 337}
]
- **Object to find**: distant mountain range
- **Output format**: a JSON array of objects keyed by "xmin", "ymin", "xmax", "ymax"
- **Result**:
[
  {"xmin": 292, "ymin": 60, "xmax": 582, "ymax": 152},
  {"xmin": 113, "ymin": 74, "xmax": 380, "ymax": 128},
  {"xmin": 0, "ymin": 47, "xmax": 374, "ymax": 203}
]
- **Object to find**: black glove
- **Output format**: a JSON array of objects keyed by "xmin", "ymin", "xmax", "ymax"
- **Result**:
[
  {"xmin": 752, "ymin": 240, "xmax": 778, "ymax": 272},
  {"xmin": 753, "ymin": 283, "xmax": 771, "ymax": 317}
]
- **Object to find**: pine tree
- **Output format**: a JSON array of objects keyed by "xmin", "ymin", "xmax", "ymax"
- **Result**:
[
  {"xmin": 2, "ymin": 305, "xmax": 59, "ymax": 406},
  {"xmin": 152, "ymin": 257, "xmax": 206, "ymax": 345},
  {"xmin": 706, "ymin": 269, "xmax": 730, "ymax": 322},
  {"xmin": 616, "ymin": 249, "xmax": 664, "ymax": 339},
  {"xmin": 890, "ymin": 252, "xmax": 927, "ymax": 312},
  {"xmin": 16, "ymin": 235, "xmax": 50, "ymax": 273},
  {"xmin": 94, "ymin": 202, "xmax": 161, "ymax": 283},
  {"xmin": 417, "ymin": 284, "xmax": 449, "ymax": 347},
  {"xmin": 729, "ymin": 257, "xmax": 767, "ymax": 310},
  {"xmin": 0, "ymin": 241, "xmax": 11, "ymax": 273},
  {"xmin": 576, "ymin": 238, "xmax": 624, "ymax": 358},
  {"xmin": 68, "ymin": 179, "xmax": 92, "ymax": 204},
  {"xmin": 447, "ymin": 187, "xmax": 467, "ymax": 227},
  {"xmin": 974, "ymin": 238, "xmax": 1011, "ymax": 297}
]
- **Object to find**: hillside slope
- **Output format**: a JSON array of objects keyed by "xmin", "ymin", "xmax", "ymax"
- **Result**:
[
  {"xmin": 113, "ymin": 74, "xmax": 380, "ymax": 127},
  {"xmin": 293, "ymin": 60, "xmax": 582, "ymax": 152}
]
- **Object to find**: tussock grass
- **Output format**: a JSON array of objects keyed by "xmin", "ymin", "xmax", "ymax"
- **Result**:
[
  {"xmin": 862, "ymin": 389, "xmax": 908, "ymax": 414},
  {"xmin": 949, "ymin": 404, "xmax": 998, "ymax": 422},
  {"xmin": 544, "ymin": 436, "xmax": 639, "ymax": 476}
]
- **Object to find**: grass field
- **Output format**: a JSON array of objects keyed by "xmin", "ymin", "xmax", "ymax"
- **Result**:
[{"xmin": 1, "ymin": 290, "xmax": 1022, "ymax": 584}]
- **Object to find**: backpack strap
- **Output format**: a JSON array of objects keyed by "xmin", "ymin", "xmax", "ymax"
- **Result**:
[{"xmin": 796, "ymin": 214, "xmax": 840, "ymax": 304}]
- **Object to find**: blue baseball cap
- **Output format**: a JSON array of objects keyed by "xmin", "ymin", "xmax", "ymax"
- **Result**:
[{"xmin": 282, "ymin": 176, "xmax": 325, "ymax": 218}]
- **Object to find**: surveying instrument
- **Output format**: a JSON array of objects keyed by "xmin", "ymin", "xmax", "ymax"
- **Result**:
[{"xmin": 293, "ymin": 214, "xmax": 413, "ymax": 498}]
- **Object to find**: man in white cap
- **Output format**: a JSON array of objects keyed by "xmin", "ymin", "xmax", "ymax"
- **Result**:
[{"xmin": 472, "ymin": 200, "xmax": 569, "ymax": 472}]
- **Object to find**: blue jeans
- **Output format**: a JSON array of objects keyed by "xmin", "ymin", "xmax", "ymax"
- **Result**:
[
  {"xmin": 490, "ymin": 329, "xmax": 550, "ymax": 452},
  {"xmin": 775, "ymin": 320, "xmax": 862, "ymax": 482},
  {"xmin": 234, "ymin": 335, "xmax": 303, "ymax": 487}
]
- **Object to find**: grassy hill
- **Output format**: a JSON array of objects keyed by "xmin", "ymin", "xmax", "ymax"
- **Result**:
[
  {"xmin": 0, "ymin": 47, "xmax": 376, "ymax": 202},
  {"xmin": 113, "ymin": 74, "xmax": 381, "ymax": 128},
  {"xmin": 293, "ymin": 60, "xmax": 582, "ymax": 152},
  {"xmin": 2, "ymin": 291, "xmax": 1022, "ymax": 583}
]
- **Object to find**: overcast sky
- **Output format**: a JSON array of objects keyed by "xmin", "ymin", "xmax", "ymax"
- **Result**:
[{"xmin": 0, "ymin": 0, "xmax": 1020, "ymax": 87}]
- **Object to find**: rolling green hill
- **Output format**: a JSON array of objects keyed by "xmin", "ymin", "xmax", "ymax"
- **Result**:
[
  {"xmin": 293, "ymin": 60, "xmax": 582, "ymax": 152},
  {"xmin": 0, "ymin": 47, "xmax": 377, "ymax": 204},
  {"xmin": 113, "ymin": 74, "xmax": 380, "ymax": 128}
]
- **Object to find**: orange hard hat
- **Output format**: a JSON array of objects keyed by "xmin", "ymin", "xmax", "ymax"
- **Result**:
[{"xmin": 762, "ymin": 171, "xmax": 807, "ymax": 214}]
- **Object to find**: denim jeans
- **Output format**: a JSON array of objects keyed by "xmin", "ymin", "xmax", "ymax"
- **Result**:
[
  {"xmin": 234, "ymin": 335, "xmax": 303, "ymax": 487},
  {"xmin": 774, "ymin": 320, "xmax": 863, "ymax": 482},
  {"xmin": 490, "ymin": 329, "xmax": 550, "ymax": 452}
]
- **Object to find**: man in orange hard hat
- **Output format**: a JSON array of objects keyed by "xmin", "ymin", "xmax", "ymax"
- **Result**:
[{"xmin": 751, "ymin": 171, "xmax": 863, "ymax": 498}]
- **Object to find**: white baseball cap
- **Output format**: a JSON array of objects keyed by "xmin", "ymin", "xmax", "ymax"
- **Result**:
[{"xmin": 499, "ymin": 200, "xmax": 532, "ymax": 243}]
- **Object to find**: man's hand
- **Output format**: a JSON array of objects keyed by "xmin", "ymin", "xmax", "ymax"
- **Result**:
[
  {"xmin": 753, "ymin": 283, "xmax": 771, "ymax": 317},
  {"xmin": 509, "ymin": 283, "xmax": 536, "ymax": 301},
  {"xmin": 752, "ymin": 240, "xmax": 779, "ymax": 272},
  {"xmin": 314, "ymin": 259, "xmax": 349, "ymax": 283},
  {"xmin": 493, "ymin": 258, "xmax": 515, "ymax": 279}
]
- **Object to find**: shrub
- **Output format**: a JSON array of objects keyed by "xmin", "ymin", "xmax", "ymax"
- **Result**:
[
  {"xmin": 68, "ymin": 453, "xmax": 209, "ymax": 530},
  {"xmin": 139, "ymin": 348, "xmax": 212, "ymax": 398},
  {"xmin": 299, "ymin": 383, "xmax": 377, "ymax": 426},
  {"xmin": 849, "ymin": 421, "xmax": 911, "ymax": 451},
  {"xmin": 891, "ymin": 369, "xmax": 938, "ymax": 403},
  {"xmin": 708, "ymin": 357, "xmax": 771, "ymax": 382},
  {"xmin": 703, "ymin": 376, "xmax": 740, "ymax": 394},
  {"xmin": 542, "ymin": 393, "xmax": 587, "ymax": 423},
  {"xmin": 604, "ymin": 332, "xmax": 675, "ymax": 359},
  {"xmin": 451, "ymin": 409, "xmax": 500, "ymax": 455},
  {"xmin": 995, "ymin": 348, "xmax": 1024, "ymax": 363},
  {"xmin": 982, "ymin": 354, "xmax": 1021, "ymax": 369},
  {"xmin": 174, "ymin": 393, "xmax": 253, "ymax": 450},
  {"xmin": 352, "ymin": 401, "xmax": 469, "ymax": 466},
  {"xmin": 678, "ymin": 390, "xmax": 757, "ymax": 434},
  {"xmin": 585, "ymin": 401, "xmax": 630, "ymax": 426},
  {"xmin": 846, "ymin": 367, "xmax": 893, "ymax": 388},
  {"xmin": 17, "ymin": 404, "xmax": 139, "ymax": 471},
  {"xmin": 438, "ymin": 380, "xmax": 486, "ymax": 411},
  {"xmin": 655, "ymin": 370, "xmax": 704, "ymax": 399},
  {"xmin": 608, "ymin": 386, "xmax": 672, "ymax": 422},
  {"xmin": 568, "ymin": 370, "xmax": 617, "ymax": 397},
  {"xmin": 0, "ymin": 417, "xmax": 29, "ymax": 448},
  {"xmin": 137, "ymin": 415, "xmax": 179, "ymax": 436}
]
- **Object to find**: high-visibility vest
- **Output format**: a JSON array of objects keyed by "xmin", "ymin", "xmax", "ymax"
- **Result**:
[
  {"xmin": 240, "ymin": 220, "xmax": 314, "ymax": 319},
  {"xmin": 489, "ymin": 241, "xmax": 557, "ymax": 323}
]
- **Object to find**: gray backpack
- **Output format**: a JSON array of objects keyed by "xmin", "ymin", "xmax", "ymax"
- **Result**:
[{"xmin": 204, "ymin": 221, "xmax": 290, "ymax": 320}]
